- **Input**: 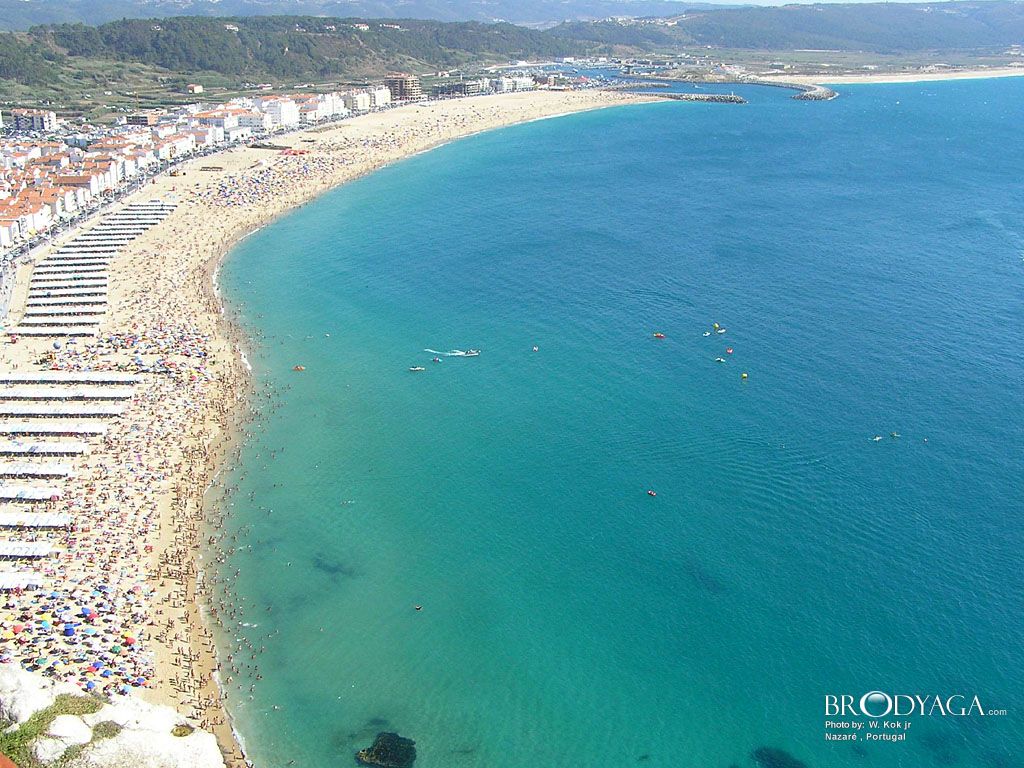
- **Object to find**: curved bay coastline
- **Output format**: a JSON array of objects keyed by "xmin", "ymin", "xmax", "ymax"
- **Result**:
[{"xmin": 95, "ymin": 89, "xmax": 657, "ymax": 766}]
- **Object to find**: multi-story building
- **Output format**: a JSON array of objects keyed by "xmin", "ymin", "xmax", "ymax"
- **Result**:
[
  {"xmin": 256, "ymin": 97, "xmax": 300, "ymax": 128},
  {"xmin": 343, "ymin": 92, "xmax": 372, "ymax": 112},
  {"xmin": 369, "ymin": 86, "xmax": 392, "ymax": 108},
  {"xmin": 11, "ymin": 109, "xmax": 58, "ymax": 132},
  {"xmin": 432, "ymin": 79, "xmax": 488, "ymax": 98},
  {"xmin": 127, "ymin": 111, "xmax": 163, "ymax": 127},
  {"xmin": 384, "ymin": 73, "xmax": 423, "ymax": 101},
  {"xmin": 237, "ymin": 111, "xmax": 274, "ymax": 132},
  {"xmin": 194, "ymin": 110, "xmax": 240, "ymax": 131}
]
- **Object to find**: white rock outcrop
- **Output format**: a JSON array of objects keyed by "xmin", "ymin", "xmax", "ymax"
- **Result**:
[
  {"xmin": 65, "ymin": 725, "xmax": 222, "ymax": 768},
  {"xmin": 34, "ymin": 735, "xmax": 71, "ymax": 764},
  {"xmin": 49, "ymin": 714, "xmax": 94, "ymax": 744},
  {"xmin": 0, "ymin": 666, "xmax": 225, "ymax": 768},
  {"xmin": 0, "ymin": 664, "xmax": 81, "ymax": 724},
  {"xmin": 73, "ymin": 696, "xmax": 223, "ymax": 768},
  {"xmin": 32, "ymin": 714, "xmax": 96, "ymax": 763}
]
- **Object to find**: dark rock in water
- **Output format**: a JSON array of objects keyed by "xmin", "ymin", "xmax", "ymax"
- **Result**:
[
  {"xmin": 356, "ymin": 732, "xmax": 417, "ymax": 768},
  {"xmin": 752, "ymin": 747, "xmax": 809, "ymax": 768}
]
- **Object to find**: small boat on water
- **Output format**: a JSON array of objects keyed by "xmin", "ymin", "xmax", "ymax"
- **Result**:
[
  {"xmin": 409, "ymin": 366, "xmax": 426, "ymax": 372},
  {"xmin": 464, "ymin": 349, "xmax": 481, "ymax": 357}
]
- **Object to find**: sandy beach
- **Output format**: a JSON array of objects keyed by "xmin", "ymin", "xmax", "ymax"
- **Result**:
[
  {"xmin": 0, "ymin": 88, "xmax": 654, "ymax": 766},
  {"xmin": 766, "ymin": 65, "xmax": 1024, "ymax": 86}
]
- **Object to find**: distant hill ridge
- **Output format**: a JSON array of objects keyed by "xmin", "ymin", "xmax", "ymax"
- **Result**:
[
  {"xmin": 0, "ymin": 0, "xmax": 716, "ymax": 31},
  {"xmin": 550, "ymin": 1, "xmax": 1024, "ymax": 52},
  {"xmin": 3, "ymin": 2, "xmax": 1024, "ymax": 91}
]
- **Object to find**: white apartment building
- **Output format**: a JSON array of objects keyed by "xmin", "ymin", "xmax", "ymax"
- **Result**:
[
  {"xmin": 257, "ymin": 97, "xmax": 300, "ymax": 128},
  {"xmin": 369, "ymin": 86, "xmax": 392, "ymax": 108},
  {"xmin": 343, "ymin": 92, "xmax": 371, "ymax": 112},
  {"xmin": 225, "ymin": 126, "xmax": 253, "ymax": 143},
  {"xmin": 237, "ymin": 111, "xmax": 274, "ymax": 132}
]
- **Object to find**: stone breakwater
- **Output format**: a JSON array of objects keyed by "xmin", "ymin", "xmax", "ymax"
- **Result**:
[
  {"xmin": 656, "ymin": 93, "xmax": 747, "ymax": 104},
  {"xmin": 770, "ymin": 82, "xmax": 839, "ymax": 101},
  {"xmin": 642, "ymin": 74, "xmax": 838, "ymax": 101}
]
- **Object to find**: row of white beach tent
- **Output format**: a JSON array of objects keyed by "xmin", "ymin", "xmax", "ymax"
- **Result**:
[
  {"xmin": 0, "ymin": 372, "xmax": 140, "ymax": 586},
  {"xmin": 0, "ymin": 203, "xmax": 175, "ymax": 584},
  {"xmin": 10, "ymin": 202, "xmax": 175, "ymax": 338}
]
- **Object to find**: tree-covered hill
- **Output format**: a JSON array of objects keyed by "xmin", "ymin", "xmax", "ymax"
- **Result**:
[
  {"xmin": 0, "ymin": 33, "xmax": 66, "ymax": 86},
  {"xmin": 26, "ymin": 16, "xmax": 589, "ymax": 80}
]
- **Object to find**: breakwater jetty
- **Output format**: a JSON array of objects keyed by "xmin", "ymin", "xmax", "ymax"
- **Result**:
[
  {"xmin": 758, "ymin": 81, "xmax": 838, "ymax": 101},
  {"xmin": 656, "ymin": 93, "xmax": 747, "ymax": 104},
  {"xmin": 603, "ymin": 81, "xmax": 671, "ymax": 91},
  {"xmin": 637, "ymin": 74, "xmax": 838, "ymax": 101}
]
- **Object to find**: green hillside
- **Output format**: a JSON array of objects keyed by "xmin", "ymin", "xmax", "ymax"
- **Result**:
[{"xmin": 26, "ymin": 16, "xmax": 587, "ymax": 81}]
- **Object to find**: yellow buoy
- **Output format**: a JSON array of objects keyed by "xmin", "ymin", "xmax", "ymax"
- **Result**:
[
  {"xmin": 713, "ymin": 322, "xmax": 720, "ymax": 329},
  {"xmin": 741, "ymin": 372, "xmax": 748, "ymax": 379}
]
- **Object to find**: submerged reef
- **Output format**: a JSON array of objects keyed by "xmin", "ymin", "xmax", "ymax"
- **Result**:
[{"xmin": 356, "ymin": 732, "xmax": 417, "ymax": 768}]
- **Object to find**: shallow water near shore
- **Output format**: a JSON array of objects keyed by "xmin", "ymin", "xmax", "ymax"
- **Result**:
[{"xmin": 217, "ymin": 81, "xmax": 1024, "ymax": 768}]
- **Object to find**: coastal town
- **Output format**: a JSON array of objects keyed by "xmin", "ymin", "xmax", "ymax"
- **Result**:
[{"xmin": 0, "ymin": 71, "xmax": 555, "ymax": 257}]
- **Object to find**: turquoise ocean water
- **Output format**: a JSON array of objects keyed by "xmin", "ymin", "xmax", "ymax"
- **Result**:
[{"xmin": 215, "ymin": 80, "xmax": 1024, "ymax": 768}]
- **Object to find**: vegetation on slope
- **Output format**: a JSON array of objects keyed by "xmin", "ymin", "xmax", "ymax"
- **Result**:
[
  {"xmin": 0, "ymin": 32, "xmax": 66, "ymax": 85},
  {"xmin": 26, "ymin": 16, "xmax": 589, "ymax": 80}
]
